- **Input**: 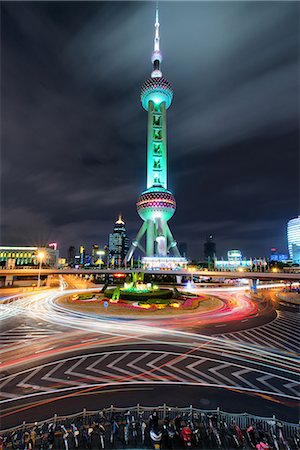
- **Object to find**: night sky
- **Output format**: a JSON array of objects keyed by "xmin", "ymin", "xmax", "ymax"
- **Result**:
[{"xmin": 1, "ymin": 1, "xmax": 299, "ymax": 259}]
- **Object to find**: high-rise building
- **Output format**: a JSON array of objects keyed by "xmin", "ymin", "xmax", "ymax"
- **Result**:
[
  {"xmin": 79, "ymin": 245, "xmax": 85, "ymax": 265},
  {"xmin": 67, "ymin": 246, "xmax": 76, "ymax": 266},
  {"xmin": 287, "ymin": 216, "xmax": 300, "ymax": 263},
  {"xmin": 109, "ymin": 215, "xmax": 129, "ymax": 265},
  {"xmin": 126, "ymin": 6, "xmax": 186, "ymax": 270},
  {"xmin": 91, "ymin": 244, "xmax": 99, "ymax": 265},
  {"xmin": 204, "ymin": 235, "xmax": 216, "ymax": 261}
]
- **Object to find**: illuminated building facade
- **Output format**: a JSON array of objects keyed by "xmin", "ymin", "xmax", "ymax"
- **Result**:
[
  {"xmin": 215, "ymin": 250, "xmax": 266, "ymax": 271},
  {"xmin": 269, "ymin": 248, "xmax": 288, "ymax": 262},
  {"xmin": 126, "ymin": 7, "xmax": 186, "ymax": 269},
  {"xmin": 79, "ymin": 245, "xmax": 85, "ymax": 265},
  {"xmin": 0, "ymin": 245, "xmax": 59, "ymax": 267},
  {"xmin": 109, "ymin": 214, "xmax": 129, "ymax": 265},
  {"xmin": 287, "ymin": 216, "xmax": 300, "ymax": 263}
]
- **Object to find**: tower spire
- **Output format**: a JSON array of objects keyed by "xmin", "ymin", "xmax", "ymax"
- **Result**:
[{"xmin": 151, "ymin": 1, "xmax": 162, "ymax": 78}]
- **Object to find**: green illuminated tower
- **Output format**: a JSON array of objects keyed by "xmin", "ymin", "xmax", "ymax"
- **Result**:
[{"xmin": 126, "ymin": 6, "xmax": 185, "ymax": 268}]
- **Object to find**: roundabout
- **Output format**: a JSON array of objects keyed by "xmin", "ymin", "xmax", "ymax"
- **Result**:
[{"xmin": 0, "ymin": 277, "xmax": 298, "ymax": 428}]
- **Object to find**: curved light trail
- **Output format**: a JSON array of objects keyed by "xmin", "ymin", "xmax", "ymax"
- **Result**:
[{"xmin": 0, "ymin": 278, "xmax": 299, "ymax": 427}]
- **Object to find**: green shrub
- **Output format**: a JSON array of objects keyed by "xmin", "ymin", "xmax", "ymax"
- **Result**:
[{"xmin": 104, "ymin": 288, "xmax": 173, "ymax": 301}]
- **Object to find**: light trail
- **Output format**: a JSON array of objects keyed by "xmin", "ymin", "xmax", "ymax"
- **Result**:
[{"xmin": 0, "ymin": 279, "xmax": 298, "ymax": 425}]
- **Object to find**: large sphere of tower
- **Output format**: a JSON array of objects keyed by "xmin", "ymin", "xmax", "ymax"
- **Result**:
[
  {"xmin": 141, "ymin": 77, "xmax": 173, "ymax": 111},
  {"xmin": 137, "ymin": 188, "xmax": 176, "ymax": 222}
]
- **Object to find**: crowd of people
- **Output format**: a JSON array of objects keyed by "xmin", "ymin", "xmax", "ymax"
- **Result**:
[{"xmin": 0, "ymin": 410, "xmax": 298, "ymax": 450}]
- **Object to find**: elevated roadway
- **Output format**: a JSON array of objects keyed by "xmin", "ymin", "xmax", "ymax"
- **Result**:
[{"xmin": 0, "ymin": 268, "xmax": 300, "ymax": 281}]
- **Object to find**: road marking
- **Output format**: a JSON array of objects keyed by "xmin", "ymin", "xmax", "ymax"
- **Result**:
[
  {"xmin": 81, "ymin": 338, "xmax": 99, "ymax": 342},
  {"xmin": 35, "ymin": 347, "xmax": 54, "ymax": 354}
]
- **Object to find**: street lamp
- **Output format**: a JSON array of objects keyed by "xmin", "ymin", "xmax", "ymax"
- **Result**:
[
  {"xmin": 96, "ymin": 250, "xmax": 105, "ymax": 266},
  {"xmin": 37, "ymin": 251, "xmax": 45, "ymax": 288}
]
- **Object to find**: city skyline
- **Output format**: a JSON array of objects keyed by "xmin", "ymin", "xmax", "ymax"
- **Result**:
[{"xmin": 1, "ymin": 2, "xmax": 299, "ymax": 258}]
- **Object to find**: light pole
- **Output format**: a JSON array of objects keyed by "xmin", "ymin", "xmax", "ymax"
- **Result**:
[{"xmin": 37, "ymin": 251, "xmax": 45, "ymax": 288}]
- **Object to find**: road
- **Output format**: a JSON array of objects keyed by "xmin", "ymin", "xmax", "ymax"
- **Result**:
[{"xmin": 0, "ymin": 276, "xmax": 299, "ymax": 429}]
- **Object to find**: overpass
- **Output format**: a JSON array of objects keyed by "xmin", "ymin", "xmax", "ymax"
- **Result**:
[{"xmin": 1, "ymin": 268, "xmax": 299, "ymax": 288}]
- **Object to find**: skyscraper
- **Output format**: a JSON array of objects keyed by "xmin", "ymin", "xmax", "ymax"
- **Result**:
[
  {"xmin": 126, "ymin": 6, "xmax": 186, "ymax": 269},
  {"xmin": 287, "ymin": 216, "xmax": 300, "ymax": 263},
  {"xmin": 91, "ymin": 244, "xmax": 100, "ymax": 265},
  {"xmin": 67, "ymin": 246, "xmax": 76, "ymax": 266},
  {"xmin": 79, "ymin": 245, "xmax": 85, "ymax": 265},
  {"xmin": 204, "ymin": 235, "xmax": 216, "ymax": 261},
  {"xmin": 109, "ymin": 214, "xmax": 129, "ymax": 265}
]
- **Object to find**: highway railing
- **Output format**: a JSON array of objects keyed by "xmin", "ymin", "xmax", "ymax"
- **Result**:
[{"xmin": 1, "ymin": 404, "xmax": 299, "ymax": 438}]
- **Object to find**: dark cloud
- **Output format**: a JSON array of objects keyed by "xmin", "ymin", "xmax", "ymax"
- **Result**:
[{"xmin": 1, "ymin": 1, "xmax": 299, "ymax": 259}]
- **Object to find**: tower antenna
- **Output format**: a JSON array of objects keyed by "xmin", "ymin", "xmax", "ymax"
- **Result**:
[{"xmin": 151, "ymin": 0, "xmax": 162, "ymax": 78}]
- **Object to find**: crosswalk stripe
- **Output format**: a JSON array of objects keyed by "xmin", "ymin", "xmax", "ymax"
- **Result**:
[
  {"xmin": 217, "ymin": 311, "xmax": 299, "ymax": 354},
  {"xmin": 227, "ymin": 329, "xmax": 297, "ymax": 353},
  {"xmin": 247, "ymin": 329, "xmax": 297, "ymax": 352},
  {"xmin": 257, "ymin": 326, "xmax": 299, "ymax": 348}
]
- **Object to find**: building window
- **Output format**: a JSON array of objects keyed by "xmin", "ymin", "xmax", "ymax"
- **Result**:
[
  {"xmin": 153, "ymin": 174, "xmax": 161, "ymax": 184},
  {"xmin": 153, "ymin": 144, "xmax": 161, "ymax": 154},
  {"xmin": 153, "ymin": 115, "xmax": 161, "ymax": 126},
  {"xmin": 153, "ymin": 130, "xmax": 161, "ymax": 140}
]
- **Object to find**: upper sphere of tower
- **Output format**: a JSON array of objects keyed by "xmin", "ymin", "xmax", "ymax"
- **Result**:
[{"xmin": 141, "ymin": 77, "xmax": 173, "ymax": 110}]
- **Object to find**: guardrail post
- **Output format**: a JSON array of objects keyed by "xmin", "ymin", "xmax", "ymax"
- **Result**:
[
  {"xmin": 54, "ymin": 414, "xmax": 57, "ymax": 426},
  {"xmin": 83, "ymin": 408, "xmax": 86, "ymax": 424},
  {"xmin": 137, "ymin": 403, "xmax": 140, "ymax": 415},
  {"xmin": 190, "ymin": 404, "xmax": 193, "ymax": 417}
]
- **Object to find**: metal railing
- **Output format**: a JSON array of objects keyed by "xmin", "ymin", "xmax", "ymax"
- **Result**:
[{"xmin": 1, "ymin": 404, "xmax": 299, "ymax": 438}]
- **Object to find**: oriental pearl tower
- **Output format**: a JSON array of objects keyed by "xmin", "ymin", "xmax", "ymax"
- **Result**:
[{"xmin": 126, "ymin": 5, "xmax": 185, "ymax": 268}]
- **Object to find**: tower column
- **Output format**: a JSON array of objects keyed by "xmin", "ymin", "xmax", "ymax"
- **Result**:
[
  {"xmin": 126, "ymin": 221, "xmax": 147, "ymax": 261},
  {"xmin": 146, "ymin": 219, "xmax": 154, "ymax": 256},
  {"xmin": 161, "ymin": 102, "xmax": 167, "ymax": 188},
  {"xmin": 147, "ymin": 101, "xmax": 154, "ymax": 189}
]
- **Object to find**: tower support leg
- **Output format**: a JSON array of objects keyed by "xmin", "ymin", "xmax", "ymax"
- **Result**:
[
  {"xmin": 126, "ymin": 222, "xmax": 147, "ymax": 262},
  {"xmin": 165, "ymin": 224, "xmax": 181, "ymax": 257},
  {"xmin": 146, "ymin": 219, "xmax": 155, "ymax": 256}
]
